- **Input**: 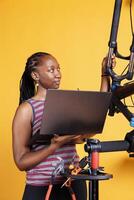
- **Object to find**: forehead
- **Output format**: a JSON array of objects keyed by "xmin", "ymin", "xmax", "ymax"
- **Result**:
[{"xmin": 39, "ymin": 55, "xmax": 59, "ymax": 68}]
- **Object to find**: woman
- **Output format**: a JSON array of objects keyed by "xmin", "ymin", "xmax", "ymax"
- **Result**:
[{"xmin": 12, "ymin": 52, "xmax": 115, "ymax": 200}]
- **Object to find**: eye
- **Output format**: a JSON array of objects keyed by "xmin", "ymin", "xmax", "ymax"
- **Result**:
[
  {"xmin": 48, "ymin": 67, "xmax": 54, "ymax": 73},
  {"xmin": 48, "ymin": 66, "xmax": 61, "ymax": 73},
  {"xmin": 49, "ymin": 69, "xmax": 54, "ymax": 73},
  {"xmin": 57, "ymin": 67, "xmax": 60, "ymax": 71}
]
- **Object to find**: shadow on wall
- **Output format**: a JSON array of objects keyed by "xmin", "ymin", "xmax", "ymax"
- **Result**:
[{"xmin": 125, "ymin": 0, "xmax": 133, "ymax": 7}]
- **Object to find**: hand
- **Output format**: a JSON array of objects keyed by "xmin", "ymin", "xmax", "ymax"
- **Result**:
[
  {"xmin": 51, "ymin": 134, "xmax": 82, "ymax": 147},
  {"xmin": 101, "ymin": 54, "xmax": 116, "ymax": 75},
  {"xmin": 71, "ymin": 135, "xmax": 85, "ymax": 144},
  {"xmin": 71, "ymin": 134, "xmax": 96, "ymax": 144}
]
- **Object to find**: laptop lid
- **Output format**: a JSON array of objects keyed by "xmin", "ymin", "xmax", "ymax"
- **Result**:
[{"xmin": 39, "ymin": 89, "xmax": 112, "ymax": 137}]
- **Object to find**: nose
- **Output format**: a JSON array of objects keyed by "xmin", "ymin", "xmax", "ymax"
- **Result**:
[{"xmin": 55, "ymin": 69, "xmax": 61, "ymax": 79}]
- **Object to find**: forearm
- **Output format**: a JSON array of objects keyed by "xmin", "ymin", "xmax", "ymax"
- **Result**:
[
  {"xmin": 100, "ymin": 76, "xmax": 110, "ymax": 92},
  {"xmin": 15, "ymin": 143, "xmax": 58, "ymax": 171}
]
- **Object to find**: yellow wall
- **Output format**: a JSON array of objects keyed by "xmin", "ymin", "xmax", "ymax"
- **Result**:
[{"xmin": 0, "ymin": 0, "xmax": 134, "ymax": 199}]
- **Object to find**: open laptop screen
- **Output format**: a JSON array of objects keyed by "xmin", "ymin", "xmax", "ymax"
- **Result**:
[{"xmin": 39, "ymin": 90, "xmax": 112, "ymax": 136}]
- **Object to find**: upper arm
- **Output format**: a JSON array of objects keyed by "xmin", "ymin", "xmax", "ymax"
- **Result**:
[{"xmin": 12, "ymin": 102, "xmax": 33, "ymax": 166}]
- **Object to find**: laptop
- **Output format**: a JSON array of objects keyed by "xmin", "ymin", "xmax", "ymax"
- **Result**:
[{"xmin": 29, "ymin": 90, "xmax": 112, "ymax": 146}]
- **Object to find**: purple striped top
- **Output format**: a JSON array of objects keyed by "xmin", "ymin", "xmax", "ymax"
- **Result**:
[{"xmin": 26, "ymin": 99, "xmax": 79, "ymax": 186}]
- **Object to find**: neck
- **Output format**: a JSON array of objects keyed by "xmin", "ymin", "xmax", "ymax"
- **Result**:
[{"xmin": 34, "ymin": 86, "xmax": 47, "ymax": 100}]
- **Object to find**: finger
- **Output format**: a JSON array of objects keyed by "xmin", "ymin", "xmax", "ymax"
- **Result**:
[
  {"xmin": 73, "ymin": 135, "xmax": 82, "ymax": 139},
  {"xmin": 112, "ymin": 60, "xmax": 116, "ymax": 67},
  {"xmin": 111, "ymin": 53, "xmax": 115, "ymax": 58},
  {"xmin": 54, "ymin": 134, "xmax": 59, "ymax": 138}
]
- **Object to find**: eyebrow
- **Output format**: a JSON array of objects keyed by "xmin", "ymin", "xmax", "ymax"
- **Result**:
[{"xmin": 48, "ymin": 64, "xmax": 60, "ymax": 69}]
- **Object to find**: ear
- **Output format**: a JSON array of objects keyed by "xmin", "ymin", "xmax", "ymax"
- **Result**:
[{"xmin": 31, "ymin": 71, "xmax": 39, "ymax": 81}]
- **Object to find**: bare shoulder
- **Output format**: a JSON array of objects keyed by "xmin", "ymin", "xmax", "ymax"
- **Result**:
[
  {"xmin": 13, "ymin": 101, "xmax": 33, "ymax": 124},
  {"xmin": 12, "ymin": 101, "xmax": 33, "ymax": 142}
]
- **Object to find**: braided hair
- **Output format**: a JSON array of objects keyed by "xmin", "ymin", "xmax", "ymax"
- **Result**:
[{"xmin": 19, "ymin": 52, "xmax": 51, "ymax": 104}]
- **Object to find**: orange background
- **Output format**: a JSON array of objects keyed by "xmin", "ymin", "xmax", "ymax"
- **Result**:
[{"xmin": 0, "ymin": 0, "xmax": 134, "ymax": 199}]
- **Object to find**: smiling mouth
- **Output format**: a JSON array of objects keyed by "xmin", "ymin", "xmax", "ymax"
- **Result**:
[
  {"xmin": 54, "ymin": 80, "xmax": 61, "ymax": 85},
  {"xmin": 55, "ymin": 82, "xmax": 60, "ymax": 86}
]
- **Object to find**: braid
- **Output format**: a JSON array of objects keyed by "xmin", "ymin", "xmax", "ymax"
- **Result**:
[{"xmin": 19, "ymin": 52, "xmax": 51, "ymax": 104}]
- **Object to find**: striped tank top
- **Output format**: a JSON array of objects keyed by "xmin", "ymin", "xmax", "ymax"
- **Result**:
[{"xmin": 26, "ymin": 99, "xmax": 79, "ymax": 186}]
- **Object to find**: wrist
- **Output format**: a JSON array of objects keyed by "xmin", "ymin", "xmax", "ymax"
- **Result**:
[
  {"xmin": 49, "ymin": 143, "xmax": 59, "ymax": 152},
  {"xmin": 101, "ymin": 68, "xmax": 109, "ymax": 76},
  {"xmin": 101, "ymin": 74, "xmax": 109, "ymax": 77},
  {"xmin": 50, "ymin": 141, "xmax": 64, "ymax": 149}
]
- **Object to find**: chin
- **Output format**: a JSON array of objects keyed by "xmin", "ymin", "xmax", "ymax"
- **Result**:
[
  {"xmin": 55, "ymin": 86, "xmax": 60, "ymax": 89},
  {"xmin": 50, "ymin": 85, "xmax": 59, "ymax": 90},
  {"xmin": 54, "ymin": 84, "xmax": 60, "ymax": 89}
]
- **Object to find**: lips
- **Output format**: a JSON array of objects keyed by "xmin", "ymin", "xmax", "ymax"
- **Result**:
[
  {"xmin": 53, "ymin": 80, "xmax": 60, "ymax": 88},
  {"xmin": 54, "ymin": 79, "xmax": 61, "ymax": 85}
]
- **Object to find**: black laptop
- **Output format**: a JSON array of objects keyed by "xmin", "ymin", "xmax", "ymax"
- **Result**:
[{"xmin": 29, "ymin": 89, "xmax": 112, "ymax": 146}]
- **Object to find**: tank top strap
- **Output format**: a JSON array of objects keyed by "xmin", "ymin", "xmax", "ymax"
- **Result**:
[
  {"xmin": 26, "ymin": 98, "xmax": 45, "ymax": 134},
  {"xmin": 26, "ymin": 99, "xmax": 36, "ymax": 124}
]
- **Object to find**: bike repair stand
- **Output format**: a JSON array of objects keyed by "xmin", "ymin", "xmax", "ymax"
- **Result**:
[
  {"xmin": 64, "ymin": 130, "xmax": 134, "ymax": 200},
  {"xmin": 84, "ymin": 139, "xmax": 113, "ymax": 200},
  {"xmin": 67, "ymin": 139, "xmax": 112, "ymax": 200}
]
